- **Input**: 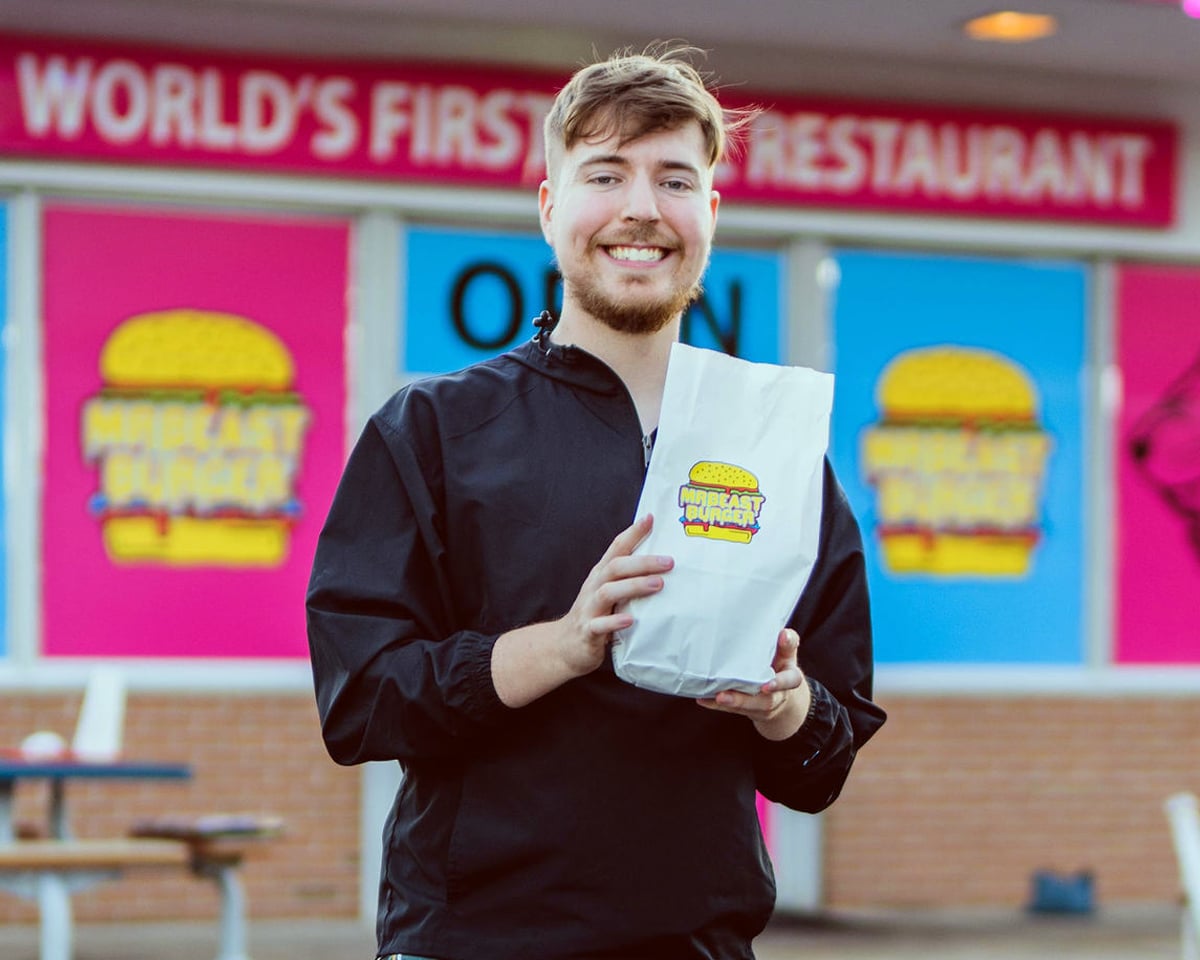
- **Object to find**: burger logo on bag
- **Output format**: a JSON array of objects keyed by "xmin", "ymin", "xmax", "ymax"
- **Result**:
[
  {"xmin": 678, "ymin": 461, "xmax": 766, "ymax": 544},
  {"xmin": 80, "ymin": 309, "xmax": 311, "ymax": 568},
  {"xmin": 860, "ymin": 345, "xmax": 1052, "ymax": 577}
]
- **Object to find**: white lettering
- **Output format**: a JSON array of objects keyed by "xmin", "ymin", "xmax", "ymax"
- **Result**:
[
  {"xmin": 520, "ymin": 92, "xmax": 554, "ymax": 180},
  {"xmin": 434, "ymin": 85, "xmax": 477, "ymax": 164},
  {"xmin": 311, "ymin": 77, "xmax": 358, "ymax": 159},
  {"xmin": 150, "ymin": 64, "xmax": 197, "ymax": 146},
  {"xmin": 862, "ymin": 118, "xmax": 903, "ymax": 193},
  {"xmin": 893, "ymin": 121, "xmax": 938, "ymax": 195},
  {"xmin": 826, "ymin": 115, "xmax": 867, "ymax": 193},
  {"xmin": 789, "ymin": 112, "xmax": 825, "ymax": 189},
  {"xmin": 369, "ymin": 82, "xmax": 410, "ymax": 161},
  {"xmin": 1021, "ymin": 128, "xmax": 1067, "ymax": 200},
  {"xmin": 198, "ymin": 68, "xmax": 237, "ymax": 150},
  {"xmin": 16, "ymin": 53, "xmax": 93, "ymax": 139},
  {"xmin": 410, "ymin": 86, "xmax": 436, "ymax": 162},
  {"xmin": 477, "ymin": 89, "xmax": 521, "ymax": 169},
  {"xmin": 1113, "ymin": 134, "xmax": 1152, "ymax": 208},
  {"xmin": 92, "ymin": 59, "xmax": 148, "ymax": 144},
  {"xmin": 240, "ymin": 70, "xmax": 297, "ymax": 153},
  {"xmin": 745, "ymin": 111, "xmax": 786, "ymax": 186},
  {"xmin": 984, "ymin": 126, "xmax": 1025, "ymax": 199},
  {"xmin": 940, "ymin": 124, "xmax": 984, "ymax": 198}
]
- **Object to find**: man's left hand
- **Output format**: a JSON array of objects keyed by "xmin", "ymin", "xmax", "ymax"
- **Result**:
[{"xmin": 696, "ymin": 628, "xmax": 811, "ymax": 741}]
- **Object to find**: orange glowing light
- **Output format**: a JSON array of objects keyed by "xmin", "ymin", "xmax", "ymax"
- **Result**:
[{"xmin": 964, "ymin": 10, "xmax": 1059, "ymax": 42}]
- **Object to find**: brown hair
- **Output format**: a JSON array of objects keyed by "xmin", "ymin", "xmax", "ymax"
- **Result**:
[{"xmin": 543, "ymin": 42, "xmax": 753, "ymax": 180}]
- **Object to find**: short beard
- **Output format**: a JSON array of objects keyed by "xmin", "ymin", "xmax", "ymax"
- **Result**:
[{"xmin": 570, "ymin": 277, "xmax": 703, "ymax": 335}]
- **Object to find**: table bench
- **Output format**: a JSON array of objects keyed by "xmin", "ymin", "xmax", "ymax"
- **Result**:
[
  {"xmin": 0, "ymin": 815, "xmax": 283, "ymax": 960},
  {"xmin": 132, "ymin": 813, "xmax": 284, "ymax": 960},
  {"xmin": 0, "ymin": 838, "xmax": 189, "ymax": 960}
]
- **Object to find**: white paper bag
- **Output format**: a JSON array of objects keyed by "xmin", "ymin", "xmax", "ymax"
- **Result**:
[{"xmin": 612, "ymin": 342, "xmax": 833, "ymax": 698}]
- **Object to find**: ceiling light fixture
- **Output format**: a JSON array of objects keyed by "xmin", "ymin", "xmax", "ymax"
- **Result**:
[{"xmin": 963, "ymin": 10, "xmax": 1059, "ymax": 42}]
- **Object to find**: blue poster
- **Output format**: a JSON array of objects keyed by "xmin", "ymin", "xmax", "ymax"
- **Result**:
[
  {"xmin": 403, "ymin": 225, "xmax": 782, "ymax": 375},
  {"xmin": 830, "ymin": 249, "xmax": 1088, "ymax": 664}
]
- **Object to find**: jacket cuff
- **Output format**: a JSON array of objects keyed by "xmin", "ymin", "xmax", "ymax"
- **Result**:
[
  {"xmin": 760, "ymin": 676, "xmax": 840, "ymax": 762},
  {"xmin": 454, "ymin": 631, "xmax": 508, "ymax": 728}
]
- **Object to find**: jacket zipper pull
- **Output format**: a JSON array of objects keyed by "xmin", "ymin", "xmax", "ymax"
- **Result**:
[{"xmin": 642, "ymin": 433, "xmax": 653, "ymax": 469}]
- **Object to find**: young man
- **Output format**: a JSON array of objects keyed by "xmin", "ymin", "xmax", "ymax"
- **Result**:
[{"xmin": 307, "ymin": 44, "xmax": 886, "ymax": 960}]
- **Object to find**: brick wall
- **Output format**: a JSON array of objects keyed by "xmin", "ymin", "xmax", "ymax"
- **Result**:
[
  {"xmin": 822, "ymin": 693, "xmax": 1195, "ymax": 909},
  {"xmin": 1, "ymin": 689, "xmax": 1192, "ymax": 923},
  {"xmin": 0, "ymin": 692, "xmax": 360, "ymax": 924}
]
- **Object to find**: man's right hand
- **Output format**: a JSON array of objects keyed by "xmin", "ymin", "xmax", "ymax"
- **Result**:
[
  {"xmin": 557, "ymin": 513, "xmax": 673, "ymax": 676},
  {"xmin": 491, "ymin": 514, "xmax": 673, "ymax": 708}
]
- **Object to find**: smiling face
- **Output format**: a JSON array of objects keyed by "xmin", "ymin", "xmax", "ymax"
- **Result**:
[{"xmin": 539, "ymin": 121, "xmax": 720, "ymax": 336}]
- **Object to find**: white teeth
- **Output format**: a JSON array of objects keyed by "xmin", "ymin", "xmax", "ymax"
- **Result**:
[{"xmin": 607, "ymin": 246, "xmax": 665, "ymax": 262}]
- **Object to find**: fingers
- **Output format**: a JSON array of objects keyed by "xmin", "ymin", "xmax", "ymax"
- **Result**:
[
  {"xmin": 696, "ymin": 629, "xmax": 805, "ymax": 720},
  {"xmin": 574, "ymin": 515, "xmax": 672, "ymax": 643},
  {"xmin": 585, "ymin": 514, "xmax": 673, "ymax": 614},
  {"xmin": 592, "ymin": 569, "xmax": 667, "ymax": 608},
  {"xmin": 699, "ymin": 687, "xmax": 785, "ymax": 713},
  {"xmin": 602, "ymin": 552, "xmax": 674, "ymax": 585},
  {"xmin": 600, "ymin": 513, "xmax": 655, "ymax": 564},
  {"xmin": 588, "ymin": 611, "xmax": 635, "ymax": 637}
]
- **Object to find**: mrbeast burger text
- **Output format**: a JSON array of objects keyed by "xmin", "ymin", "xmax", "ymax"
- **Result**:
[{"xmin": 81, "ymin": 309, "xmax": 310, "ymax": 567}]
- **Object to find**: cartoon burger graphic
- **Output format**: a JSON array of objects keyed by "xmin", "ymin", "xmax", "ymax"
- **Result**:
[
  {"xmin": 678, "ymin": 460, "xmax": 766, "ymax": 544},
  {"xmin": 81, "ymin": 309, "xmax": 310, "ymax": 567},
  {"xmin": 860, "ymin": 346, "xmax": 1052, "ymax": 576}
]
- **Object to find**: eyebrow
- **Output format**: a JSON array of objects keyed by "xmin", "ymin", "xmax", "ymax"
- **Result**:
[{"xmin": 577, "ymin": 154, "xmax": 702, "ymax": 178}]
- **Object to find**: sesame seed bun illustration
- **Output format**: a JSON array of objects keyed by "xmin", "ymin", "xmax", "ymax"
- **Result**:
[
  {"xmin": 861, "ymin": 346, "xmax": 1052, "ymax": 576},
  {"xmin": 678, "ymin": 461, "xmax": 766, "ymax": 544},
  {"xmin": 690, "ymin": 461, "xmax": 759, "ymax": 493},
  {"xmin": 81, "ymin": 309, "xmax": 310, "ymax": 567}
]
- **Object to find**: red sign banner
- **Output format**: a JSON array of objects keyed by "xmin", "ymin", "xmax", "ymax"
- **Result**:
[{"xmin": 0, "ymin": 34, "xmax": 1178, "ymax": 226}]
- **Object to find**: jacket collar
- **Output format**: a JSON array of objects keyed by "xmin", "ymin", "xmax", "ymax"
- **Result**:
[{"xmin": 509, "ymin": 311, "xmax": 626, "ymax": 396}]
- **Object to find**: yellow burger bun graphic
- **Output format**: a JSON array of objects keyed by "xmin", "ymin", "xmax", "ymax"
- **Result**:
[
  {"xmin": 876, "ymin": 346, "xmax": 1039, "ymax": 424},
  {"xmin": 678, "ymin": 461, "xmax": 766, "ymax": 544},
  {"xmin": 861, "ymin": 346, "xmax": 1052, "ymax": 576},
  {"xmin": 99, "ymin": 309, "xmax": 295, "ymax": 390},
  {"xmin": 81, "ymin": 309, "xmax": 311, "ymax": 568}
]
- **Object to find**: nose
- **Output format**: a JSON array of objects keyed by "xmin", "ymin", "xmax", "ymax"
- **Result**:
[{"xmin": 622, "ymin": 172, "xmax": 660, "ymax": 222}]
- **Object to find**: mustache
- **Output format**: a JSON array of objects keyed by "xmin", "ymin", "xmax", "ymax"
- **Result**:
[{"xmin": 597, "ymin": 225, "xmax": 675, "ymax": 248}]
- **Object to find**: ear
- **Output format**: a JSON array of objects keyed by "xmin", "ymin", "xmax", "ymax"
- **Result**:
[
  {"xmin": 538, "ymin": 180, "xmax": 554, "ymax": 243},
  {"xmin": 709, "ymin": 189, "xmax": 720, "ymax": 237}
]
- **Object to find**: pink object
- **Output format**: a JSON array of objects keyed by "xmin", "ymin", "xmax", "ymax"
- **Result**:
[
  {"xmin": 0, "ymin": 34, "xmax": 1178, "ymax": 227},
  {"xmin": 757, "ymin": 792, "xmax": 772, "ymax": 852},
  {"xmin": 41, "ymin": 203, "xmax": 349, "ymax": 658},
  {"xmin": 1115, "ymin": 264, "xmax": 1200, "ymax": 663},
  {"xmin": 1184, "ymin": 0, "xmax": 1200, "ymax": 19}
]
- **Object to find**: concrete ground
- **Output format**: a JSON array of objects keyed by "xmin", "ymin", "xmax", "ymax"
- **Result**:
[
  {"xmin": 0, "ymin": 904, "xmax": 1182, "ymax": 959},
  {"xmin": 756, "ymin": 904, "xmax": 1180, "ymax": 959}
]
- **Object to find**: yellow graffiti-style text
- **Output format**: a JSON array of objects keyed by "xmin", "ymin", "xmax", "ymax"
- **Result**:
[
  {"xmin": 678, "ymin": 485, "xmax": 765, "ymax": 529},
  {"xmin": 861, "ymin": 426, "xmax": 1051, "ymax": 530}
]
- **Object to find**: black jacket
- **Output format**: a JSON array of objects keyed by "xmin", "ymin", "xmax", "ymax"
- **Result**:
[{"xmin": 306, "ymin": 333, "xmax": 886, "ymax": 960}]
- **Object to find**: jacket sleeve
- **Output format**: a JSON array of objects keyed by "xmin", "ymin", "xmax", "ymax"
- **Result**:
[
  {"xmin": 752, "ymin": 459, "xmax": 887, "ymax": 812},
  {"xmin": 306, "ymin": 407, "xmax": 510, "ymax": 767}
]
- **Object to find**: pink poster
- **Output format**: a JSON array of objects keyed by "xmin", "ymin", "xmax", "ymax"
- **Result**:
[
  {"xmin": 42, "ymin": 203, "xmax": 348, "ymax": 658},
  {"xmin": 1115, "ymin": 264, "xmax": 1200, "ymax": 663}
]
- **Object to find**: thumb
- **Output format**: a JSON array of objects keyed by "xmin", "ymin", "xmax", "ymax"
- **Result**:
[{"xmin": 773, "ymin": 628, "xmax": 800, "ymax": 671}]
